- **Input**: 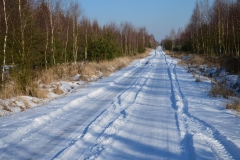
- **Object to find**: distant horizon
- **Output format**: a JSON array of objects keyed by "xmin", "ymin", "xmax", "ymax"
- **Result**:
[{"xmin": 79, "ymin": 0, "xmax": 214, "ymax": 42}]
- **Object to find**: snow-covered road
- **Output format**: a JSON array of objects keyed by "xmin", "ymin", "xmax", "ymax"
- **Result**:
[{"xmin": 0, "ymin": 47, "xmax": 240, "ymax": 159}]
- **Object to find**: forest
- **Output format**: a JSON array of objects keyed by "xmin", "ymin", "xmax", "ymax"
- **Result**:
[
  {"xmin": 0, "ymin": 0, "xmax": 158, "ymax": 97},
  {"xmin": 163, "ymin": 0, "xmax": 240, "ymax": 58}
]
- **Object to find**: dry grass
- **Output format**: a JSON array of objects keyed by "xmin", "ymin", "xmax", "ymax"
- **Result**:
[
  {"xmin": 0, "ymin": 82, "xmax": 22, "ymax": 100},
  {"xmin": 39, "ymin": 68, "xmax": 56, "ymax": 84},
  {"xmin": 33, "ymin": 88, "xmax": 48, "ymax": 99},
  {"xmin": 0, "ymin": 48, "xmax": 151, "ymax": 101},
  {"xmin": 165, "ymin": 50, "xmax": 220, "ymax": 68},
  {"xmin": 53, "ymin": 84, "xmax": 64, "ymax": 95},
  {"xmin": 17, "ymin": 97, "xmax": 31, "ymax": 111},
  {"xmin": 226, "ymin": 100, "xmax": 240, "ymax": 112},
  {"xmin": 179, "ymin": 54, "xmax": 210, "ymax": 67},
  {"xmin": 20, "ymin": 106, "xmax": 25, "ymax": 112},
  {"xmin": 165, "ymin": 50, "xmax": 185, "ymax": 59},
  {"xmin": 177, "ymin": 60, "xmax": 187, "ymax": 66},
  {"xmin": 22, "ymin": 99, "xmax": 31, "ymax": 109},
  {"xmin": 2, "ymin": 105, "xmax": 11, "ymax": 112},
  {"xmin": 208, "ymin": 84, "xmax": 235, "ymax": 99},
  {"xmin": 8, "ymin": 100, "xmax": 16, "ymax": 107},
  {"xmin": 0, "ymin": 101, "xmax": 11, "ymax": 112},
  {"xmin": 38, "ymin": 49, "xmax": 150, "ymax": 83},
  {"xmin": 26, "ymin": 81, "xmax": 48, "ymax": 98}
]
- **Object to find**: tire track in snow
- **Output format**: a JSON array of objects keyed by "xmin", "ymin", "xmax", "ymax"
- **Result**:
[
  {"xmin": 160, "ymin": 51, "xmax": 195, "ymax": 160},
  {"xmin": 54, "ymin": 54, "xmax": 156, "ymax": 160},
  {"xmin": 0, "ymin": 88, "xmax": 105, "ymax": 149},
  {"xmin": 48, "ymin": 57, "xmax": 154, "ymax": 160},
  {"xmin": 0, "ymin": 55, "xmax": 151, "ymax": 152},
  {"xmin": 163, "ymin": 50, "xmax": 240, "ymax": 160},
  {"xmin": 80, "ymin": 74, "xmax": 152, "ymax": 160}
]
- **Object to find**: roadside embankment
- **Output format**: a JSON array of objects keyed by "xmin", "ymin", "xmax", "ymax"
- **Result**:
[{"xmin": 165, "ymin": 50, "xmax": 240, "ymax": 112}]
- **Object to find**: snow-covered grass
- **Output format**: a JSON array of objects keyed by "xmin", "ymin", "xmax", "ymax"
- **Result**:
[
  {"xmin": 166, "ymin": 51, "xmax": 240, "ymax": 112},
  {"xmin": 0, "ymin": 50, "xmax": 151, "ymax": 117}
]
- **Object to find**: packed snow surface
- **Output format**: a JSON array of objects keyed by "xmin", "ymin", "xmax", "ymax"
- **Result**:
[{"xmin": 0, "ymin": 47, "xmax": 240, "ymax": 159}]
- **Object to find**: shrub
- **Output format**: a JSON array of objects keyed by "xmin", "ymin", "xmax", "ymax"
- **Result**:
[
  {"xmin": 219, "ymin": 56, "xmax": 240, "ymax": 74},
  {"xmin": 163, "ymin": 39, "xmax": 172, "ymax": 50},
  {"xmin": 88, "ymin": 30, "xmax": 122, "ymax": 62}
]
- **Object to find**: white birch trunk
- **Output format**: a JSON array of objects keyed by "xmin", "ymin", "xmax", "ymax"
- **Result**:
[
  {"xmin": 44, "ymin": 24, "xmax": 49, "ymax": 70},
  {"xmin": 85, "ymin": 27, "xmax": 88, "ymax": 60},
  {"xmin": 64, "ymin": 18, "xmax": 69, "ymax": 63},
  {"xmin": 50, "ymin": 10, "xmax": 55, "ymax": 65},
  {"xmin": 2, "ymin": 0, "xmax": 8, "ymax": 82},
  {"xmin": 19, "ymin": 0, "xmax": 25, "ymax": 62}
]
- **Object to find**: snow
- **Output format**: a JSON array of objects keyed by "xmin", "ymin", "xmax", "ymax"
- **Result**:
[
  {"xmin": 0, "ymin": 47, "xmax": 240, "ymax": 159},
  {"xmin": 187, "ymin": 58, "xmax": 240, "ymax": 97},
  {"xmin": 0, "ymin": 79, "xmax": 88, "ymax": 117}
]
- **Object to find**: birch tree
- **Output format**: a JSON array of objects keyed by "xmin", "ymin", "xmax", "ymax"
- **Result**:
[
  {"xmin": 2, "ymin": 0, "xmax": 8, "ymax": 82},
  {"xmin": 18, "ymin": 0, "xmax": 26, "ymax": 64},
  {"xmin": 38, "ymin": 0, "xmax": 50, "ymax": 70},
  {"xmin": 47, "ymin": 0, "xmax": 56, "ymax": 65},
  {"xmin": 71, "ymin": 2, "xmax": 82, "ymax": 63},
  {"xmin": 121, "ymin": 22, "xmax": 129, "ymax": 55},
  {"xmin": 81, "ymin": 17, "xmax": 90, "ymax": 60},
  {"xmin": 63, "ymin": 10, "xmax": 70, "ymax": 63}
]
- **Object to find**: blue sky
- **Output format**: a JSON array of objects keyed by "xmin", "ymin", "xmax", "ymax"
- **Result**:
[{"xmin": 78, "ymin": 0, "xmax": 214, "ymax": 42}]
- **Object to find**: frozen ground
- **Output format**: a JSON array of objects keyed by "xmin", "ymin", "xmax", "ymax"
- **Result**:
[{"xmin": 0, "ymin": 47, "xmax": 240, "ymax": 159}]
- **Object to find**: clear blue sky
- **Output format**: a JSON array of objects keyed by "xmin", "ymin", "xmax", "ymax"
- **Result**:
[{"xmin": 78, "ymin": 0, "xmax": 214, "ymax": 42}]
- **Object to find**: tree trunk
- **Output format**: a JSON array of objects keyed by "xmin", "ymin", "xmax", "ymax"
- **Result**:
[
  {"xmin": 72, "ymin": 18, "xmax": 78, "ymax": 63},
  {"xmin": 2, "ymin": 0, "xmax": 8, "ymax": 82},
  {"xmin": 49, "ymin": 10, "xmax": 55, "ymax": 65},
  {"xmin": 64, "ymin": 17, "xmax": 69, "ymax": 64},
  {"xmin": 85, "ymin": 27, "xmax": 88, "ymax": 60},
  {"xmin": 44, "ymin": 24, "xmax": 49, "ymax": 70},
  {"xmin": 125, "ymin": 33, "xmax": 127, "ymax": 56},
  {"xmin": 218, "ymin": 2, "xmax": 222, "ymax": 56},
  {"xmin": 232, "ymin": 17, "xmax": 238, "ymax": 56},
  {"xmin": 19, "ymin": 0, "xmax": 26, "ymax": 63}
]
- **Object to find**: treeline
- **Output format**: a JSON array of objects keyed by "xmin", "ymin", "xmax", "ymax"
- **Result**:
[
  {"xmin": 162, "ymin": 0, "xmax": 240, "ymax": 57},
  {"xmin": 0, "ymin": 0, "xmax": 157, "ymax": 92}
]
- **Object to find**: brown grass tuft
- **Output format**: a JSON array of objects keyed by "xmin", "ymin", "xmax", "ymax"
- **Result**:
[
  {"xmin": 23, "ymin": 99, "xmax": 31, "ymax": 109},
  {"xmin": 53, "ymin": 84, "xmax": 64, "ymax": 95},
  {"xmin": 39, "ymin": 68, "xmax": 55, "ymax": 84},
  {"xmin": 8, "ymin": 100, "xmax": 16, "ymax": 107},
  {"xmin": 20, "ymin": 106, "xmax": 25, "ymax": 112},
  {"xmin": 34, "ymin": 88, "xmax": 49, "ymax": 99},
  {"xmin": 0, "ymin": 82, "xmax": 21, "ymax": 100},
  {"xmin": 226, "ymin": 100, "xmax": 240, "ymax": 112},
  {"xmin": 17, "ymin": 97, "xmax": 31, "ymax": 110},
  {"xmin": 208, "ymin": 84, "xmax": 235, "ymax": 99},
  {"xmin": 26, "ymin": 81, "xmax": 48, "ymax": 98}
]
